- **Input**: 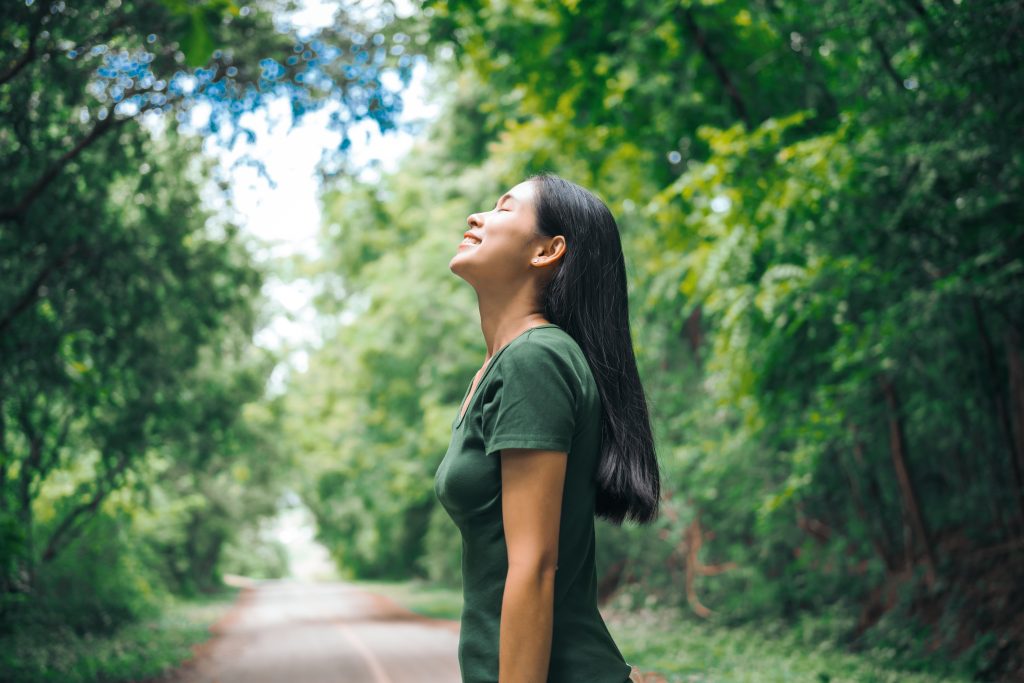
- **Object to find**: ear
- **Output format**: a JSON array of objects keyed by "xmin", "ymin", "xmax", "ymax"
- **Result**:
[{"xmin": 531, "ymin": 235, "xmax": 566, "ymax": 267}]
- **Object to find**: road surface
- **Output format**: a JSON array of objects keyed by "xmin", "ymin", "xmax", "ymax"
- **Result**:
[{"xmin": 164, "ymin": 579, "xmax": 462, "ymax": 683}]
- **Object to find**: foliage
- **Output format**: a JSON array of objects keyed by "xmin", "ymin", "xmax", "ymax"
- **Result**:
[
  {"xmin": 602, "ymin": 601, "xmax": 981, "ymax": 683},
  {"xmin": 22, "ymin": 512, "xmax": 164, "ymax": 635},
  {"xmin": 0, "ymin": 584, "xmax": 241, "ymax": 683},
  {"xmin": 4, "ymin": 0, "xmax": 1022, "ymax": 678},
  {"xmin": 0, "ymin": 0, "xmax": 402, "ymax": 646},
  {"xmin": 287, "ymin": 0, "xmax": 1024, "ymax": 678},
  {"xmin": 219, "ymin": 523, "xmax": 290, "ymax": 580}
]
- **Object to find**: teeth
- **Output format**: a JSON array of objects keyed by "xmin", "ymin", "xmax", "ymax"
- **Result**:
[{"xmin": 462, "ymin": 237, "xmax": 480, "ymax": 245}]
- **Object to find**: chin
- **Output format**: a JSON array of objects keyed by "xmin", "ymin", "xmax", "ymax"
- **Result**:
[
  {"xmin": 449, "ymin": 255, "xmax": 466, "ymax": 276},
  {"xmin": 449, "ymin": 259, "xmax": 479, "ymax": 286}
]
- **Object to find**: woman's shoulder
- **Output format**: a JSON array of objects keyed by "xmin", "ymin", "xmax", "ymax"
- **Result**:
[
  {"xmin": 513, "ymin": 324, "xmax": 583, "ymax": 358},
  {"xmin": 498, "ymin": 325, "xmax": 590, "ymax": 383}
]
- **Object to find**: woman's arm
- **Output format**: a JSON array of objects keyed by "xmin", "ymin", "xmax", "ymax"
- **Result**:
[{"xmin": 498, "ymin": 447, "xmax": 568, "ymax": 683}]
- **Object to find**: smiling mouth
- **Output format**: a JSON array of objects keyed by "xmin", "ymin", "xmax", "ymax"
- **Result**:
[{"xmin": 459, "ymin": 236, "xmax": 481, "ymax": 247}]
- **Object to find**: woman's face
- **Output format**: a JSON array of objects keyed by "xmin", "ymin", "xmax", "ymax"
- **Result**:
[{"xmin": 449, "ymin": 179, "xmax": 549, "ymax": 287}]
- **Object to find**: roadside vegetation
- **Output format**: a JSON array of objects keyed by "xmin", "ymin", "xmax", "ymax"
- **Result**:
[
  {"xmin": 357, "ymin": 579, "xmax": 980, "ymax": 683},
  {"xmin": 0, "ymin": 586, "xmax": 241, "ymax": 683}
]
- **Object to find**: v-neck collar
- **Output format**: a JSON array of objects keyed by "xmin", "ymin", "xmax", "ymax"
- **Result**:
[{"xmin": 454, "ymin": 323, "xmax": 559, "ymax": 428}]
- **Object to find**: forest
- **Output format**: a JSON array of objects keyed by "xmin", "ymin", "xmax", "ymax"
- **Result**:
[{"xmin": 2, "ymin": 0, "xmax": 1022, "ymax": 681}]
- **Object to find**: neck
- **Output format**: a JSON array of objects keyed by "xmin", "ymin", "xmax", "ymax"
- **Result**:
[{"xmin": 475, "ymin": 288, "xmax": 549, "ymax": 361}]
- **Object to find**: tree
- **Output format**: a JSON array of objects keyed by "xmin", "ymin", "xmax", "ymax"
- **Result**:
[{"xmin": 0, "ymin": 0, "xmax": 414, "ymax": 598}]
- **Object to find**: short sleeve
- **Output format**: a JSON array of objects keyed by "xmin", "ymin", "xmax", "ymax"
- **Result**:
[{"xmin": 481, "ymin": 337, "xmax": 578, "ymax": 457}]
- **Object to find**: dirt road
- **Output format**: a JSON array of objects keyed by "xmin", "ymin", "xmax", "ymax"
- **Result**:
[{"xmin": 165, "ymin": 579, "xmax": 461, "ymax": 683}]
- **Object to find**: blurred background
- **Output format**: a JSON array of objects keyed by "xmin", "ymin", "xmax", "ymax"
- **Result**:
[{"xmin": 1, "ymin": 0, "xmax": 1022, "ymax": 681}]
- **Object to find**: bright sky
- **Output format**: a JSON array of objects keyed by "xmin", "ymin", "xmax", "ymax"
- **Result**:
[{"xmin": 187, "ymin": 0, "xmax": 438, "ymax": 387}]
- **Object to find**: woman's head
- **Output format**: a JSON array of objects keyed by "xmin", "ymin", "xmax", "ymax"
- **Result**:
[
  {"xmin": 450, "ymin": 174, "xmax": 620, "ymax": 308},
  {"xmin": 453, "ymin": 172, "xmax": 661, "ymax": 525},
  {"xmin": 450, "ymin": 178, "xmax": 565, "ymax": 295}
]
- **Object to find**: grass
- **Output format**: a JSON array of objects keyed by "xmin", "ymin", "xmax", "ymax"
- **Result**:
[
  {"xmin": 0, "ymin": 586, "xmax": 241, "ymax": 683},
  {"xmin": 351, "ymin": 578, "xmax": 464, "ymax": 621},
  {"xmin": 352, "ymin": 579, "xmax": 976, "ymax": 683},
  {"xmin": 601, "ymin": 602, "xmax": 976, "ymax": 683}
]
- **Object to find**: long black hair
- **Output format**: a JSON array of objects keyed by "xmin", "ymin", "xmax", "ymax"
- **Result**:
[{"xmin": 529, "ymin": 172, "xmax": 660, "ymax": 525}]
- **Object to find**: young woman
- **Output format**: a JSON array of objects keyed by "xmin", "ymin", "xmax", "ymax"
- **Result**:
[{"xmin": 434, "ymin": 173, "xmax": 660, "ymax": 683}]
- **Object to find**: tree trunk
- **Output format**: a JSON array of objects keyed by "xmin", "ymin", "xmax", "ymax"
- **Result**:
[
  {"xmin": 684, "ymin": 304, "xmax": 703, "ymax": 364},
  {"xmin": 880, "ymin": 376, "xmax": 937, "ymax": 586},
  {"xmin": 972, "ymin": 297, "xmax": 1024, "ymax": 534},
  {"xmin": 1006, "ymin": 325, "xmax": 1024, "ymax": 530},
  {"xmin": 682, "ymin": 513, "xmax": 737, "ymax": 618},
  {"xmin": 15, "ymin": 408, "xmax": 43, "ymax": 587},
  {"xmin": 845, "ymin": 421, "xmax": 899, "ymax": 572},
  {"xmin": 0, "ymin": 402, "xmax": 8, "ymax": 514}
]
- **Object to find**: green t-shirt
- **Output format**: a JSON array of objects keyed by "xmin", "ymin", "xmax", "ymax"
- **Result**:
[{"xmin": 434, "ymin": 323, "xmax": 633, "ymax": 683}]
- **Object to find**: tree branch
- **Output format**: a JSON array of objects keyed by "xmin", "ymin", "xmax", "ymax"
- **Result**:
[
  {"xmin": 40, "ymin": 450, "xmax": 132, "ymax": 563},
  {"xmin": 15, "ymin": 403, "xmax": 46, "ymax": 524},
  {"xmin": 0, "ymin": 0, "xmax": 47, "ymax": 86},
  {"xmin": 0, "ymin": 241, "xmax": 84, "ymax": 336},
  {"xmin": 0, "ymin": 113, "xmax": 130, "ymax": 222},
  {"xmin": 0, "ymin": 40, "xmax": 38, "ymax": 87},
  {"xmin": 759, "ymin": 0, "xmax": 839, "ymax": 120},
  {"xmin": 1, "ymin": 77, "xmax": 181, "ymax": 223},
  {"xmin": 676, "ymin": 6, "xmax": 751, "ymax": 126},
  {"xmin": 871, "ymin": 34, "xmax": 906, "ymax": 92}
]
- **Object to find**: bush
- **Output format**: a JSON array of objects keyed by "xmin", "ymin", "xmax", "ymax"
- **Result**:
[{"xmin": 21, "ymin": 512, "xmax": 163, "ymax": 635}]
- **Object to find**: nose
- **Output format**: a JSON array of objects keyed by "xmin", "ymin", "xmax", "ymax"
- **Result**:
[{"xmin": 466, "ymin": 212, "xmax": 483, "ymax": 228}]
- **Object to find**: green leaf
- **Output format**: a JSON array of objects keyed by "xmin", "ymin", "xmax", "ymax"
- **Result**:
[{"xmin": 182, "ymin": 9, "xmax": 215, "ymax": 68}]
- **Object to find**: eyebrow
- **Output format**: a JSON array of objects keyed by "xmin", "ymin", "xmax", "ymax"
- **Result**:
[{"xmin": 495, "ymin": 193, "xmax": 518, "ymax": 208}]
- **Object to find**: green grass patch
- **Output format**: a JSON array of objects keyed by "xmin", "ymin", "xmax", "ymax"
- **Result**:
[
  {"xmin": 603, "ymin": 603, "xmax": 976, "ymax": 683},
  {"xmin": 351, "ymin": 579, "xmax": 976, "ymax": 683},
  {"xmin": 0, "ymin": 586, "xmax": 241, "ymax": 683},
  {"xmin": 351, "ymin": 578, "xmax": 463, "ymax": 621}
]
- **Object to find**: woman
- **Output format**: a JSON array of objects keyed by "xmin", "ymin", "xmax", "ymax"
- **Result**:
[{"xmin": 434, "ymin": 173, "xmax": 660, "ymax": 683}]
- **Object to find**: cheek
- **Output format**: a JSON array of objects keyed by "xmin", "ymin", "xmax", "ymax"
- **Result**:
[
  {"xmin": 486, "ymin": 233, "xmax": 531, "ymax": 263},
  {"xmin": 493, "ymin": 218, "xmax": 534, "ymax": 250}
]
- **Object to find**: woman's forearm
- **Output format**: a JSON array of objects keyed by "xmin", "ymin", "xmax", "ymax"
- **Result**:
[{"xmin": 498, "ymin": 564, "xmax": 557, "ymax": 682}]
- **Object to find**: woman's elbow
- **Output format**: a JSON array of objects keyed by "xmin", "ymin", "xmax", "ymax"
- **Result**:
[{"xmin": 507, "ymin": 553, "xmax": 559, "ymax": 581}]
